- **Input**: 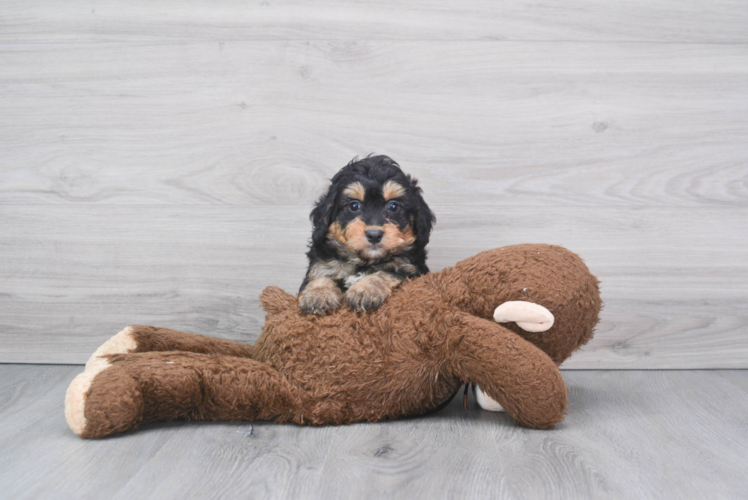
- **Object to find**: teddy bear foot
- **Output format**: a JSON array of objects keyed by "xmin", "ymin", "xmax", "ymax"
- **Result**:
[
  {"xmin": 493, "ymin": 301, "xmax": 554, "ymax": 333},
  {"xmin": 85, "ymin": 326, "xmax": 138, "ymax": 369},
  {"xmin": 474, "ymin": 386, "xmax": 505, "ymax": 412},
  {"xmin": 66, "ymin": 328, "xmax": 144, "ymax": 438},
  {"xmin": 65, "ymin": 356, "xmax": 143, "ymax": 438},
  {"xmin": 65, "ymin": 356, "xmax": 113, "ymax": 436}
]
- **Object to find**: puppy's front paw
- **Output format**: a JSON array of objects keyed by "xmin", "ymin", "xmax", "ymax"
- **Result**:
[
  {"xmin": 344, "ymin": 276, "xmax": 389, "ymax": 312},
  {"xmin": 298, "ymin": 278, "xmax": 343, "ymax": 315}
]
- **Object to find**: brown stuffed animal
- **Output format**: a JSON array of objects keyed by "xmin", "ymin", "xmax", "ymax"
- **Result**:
[{"xmin": 65, "ymin": 244, "xmax": 601, "ymax": 439}]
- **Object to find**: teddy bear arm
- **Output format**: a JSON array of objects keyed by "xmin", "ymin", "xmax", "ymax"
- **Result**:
[
  {"xmin": 85, "ymin": 325, "xmax": 255, "ymax": 369},
  {"xmin": 66, "ymin": 351, "xmax": 304, "ymax": 438},
  {"xmin": 260, "ymin": 286, "xmax": 297, "ymax": 314},
  {"xmin": 447, "ymin": 312, "xmax": 567, "ymax": 429}
]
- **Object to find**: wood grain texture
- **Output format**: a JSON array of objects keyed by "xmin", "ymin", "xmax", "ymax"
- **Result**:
[
  {"xmin": 1, "ymin": 205, "xmax": 746, "ymax": 367},
  {"xmin": 1, "ymin": 365, "xmax": 746, "ymax": 499},
  {"xmin": 2, "ymin": 0, "xmax": 748, "ymax": 42},
  {"xmin": 1, "ymin": 41, "xmax": 747, "ymax": 207},
  {"xmin": 2, "ymin": 1, "xmax": 747, "ymax": 369}
]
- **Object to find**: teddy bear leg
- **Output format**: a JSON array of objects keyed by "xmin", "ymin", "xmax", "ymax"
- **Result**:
[
  {"xmin": 86, "ymin": 325, "xmax": 254, "ymax": 369},
  {"xmin": 67, "ymin": 351, "xmax": 304, "ymax": 438},
  {"xmin": 473, "ymin": 301, "xmax": 555, "ymax": 411},
  {"xmin": 448, "ymin": 312, "xmax": 567, "ymax": 428}
]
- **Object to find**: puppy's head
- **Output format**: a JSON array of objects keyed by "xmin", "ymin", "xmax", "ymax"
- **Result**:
[{"xmin": 311, "ymin": 155, "xmax": 435, "ymax": 263}]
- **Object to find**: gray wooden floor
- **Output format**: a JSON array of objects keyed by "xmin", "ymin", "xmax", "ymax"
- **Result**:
[{"xmin": 1, "ymin": 365, "xmax": 746, "ymax": 500}]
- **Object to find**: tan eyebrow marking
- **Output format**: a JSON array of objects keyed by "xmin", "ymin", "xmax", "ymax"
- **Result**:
[
  {"xmin": 343, "ymin": 182, "xmax": 365, "ymax": 201},
  {"xmin": 382, "ymin": 180, "xmax": 406, "ymax": 201}
]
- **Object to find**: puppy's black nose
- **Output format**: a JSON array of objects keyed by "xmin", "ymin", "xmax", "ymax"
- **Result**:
[{"xmin": 365, "ymin": 229, "xmax": 384, "ymax": 244}]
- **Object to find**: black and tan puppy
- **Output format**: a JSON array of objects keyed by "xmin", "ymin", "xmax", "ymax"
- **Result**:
[{"xmin": 299, "ymin": 155, "xmax": 435, "ymax": 314}]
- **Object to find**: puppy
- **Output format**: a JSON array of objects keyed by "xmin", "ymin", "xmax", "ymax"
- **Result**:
[{"xmin": 299, "ymin": 155, "xmax": 435, "ymax": 314}]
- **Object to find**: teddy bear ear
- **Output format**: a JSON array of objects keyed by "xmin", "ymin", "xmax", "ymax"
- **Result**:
[{"xmin": 259, "ymin": 286, "xmax": 296, "ymax": 314}]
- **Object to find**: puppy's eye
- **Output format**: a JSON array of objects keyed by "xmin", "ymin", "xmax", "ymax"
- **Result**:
[
  {"xmin": 349, "ymin": 200, "xmax": 361, "ymax": 212},
  {"xmin": 387, "ymin": 201, "xmax": 400, "ymax": 212}
]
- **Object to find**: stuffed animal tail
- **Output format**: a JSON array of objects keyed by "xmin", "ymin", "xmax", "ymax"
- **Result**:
[{"xmin": 260, "ymin": 286, "xmax": 296, "ymax": 314}]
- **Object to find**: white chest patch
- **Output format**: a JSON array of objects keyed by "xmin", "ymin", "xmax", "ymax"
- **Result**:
[{"xmin": 344, "ymin": 272, "xmax": 367, "ymax": 289}]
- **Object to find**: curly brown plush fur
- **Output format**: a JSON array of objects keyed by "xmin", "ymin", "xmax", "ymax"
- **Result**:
[{"xmin": 65, "ymin": 244, "xmax": 601, "ymax": 439}]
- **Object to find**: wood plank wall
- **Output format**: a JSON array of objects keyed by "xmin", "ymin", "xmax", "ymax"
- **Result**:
[{"xmin": 1, "ymin": 1, "xmax": 747, "ymax": 367}]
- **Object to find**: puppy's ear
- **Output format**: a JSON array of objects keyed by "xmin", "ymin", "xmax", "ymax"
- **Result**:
[
  {"xmin": 310, "ymin": 187, "xmax": 337, "ymax": 246},
  {"xmin": 410, "ymin": 178, "xmax": 435, "ymax": 249}
]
